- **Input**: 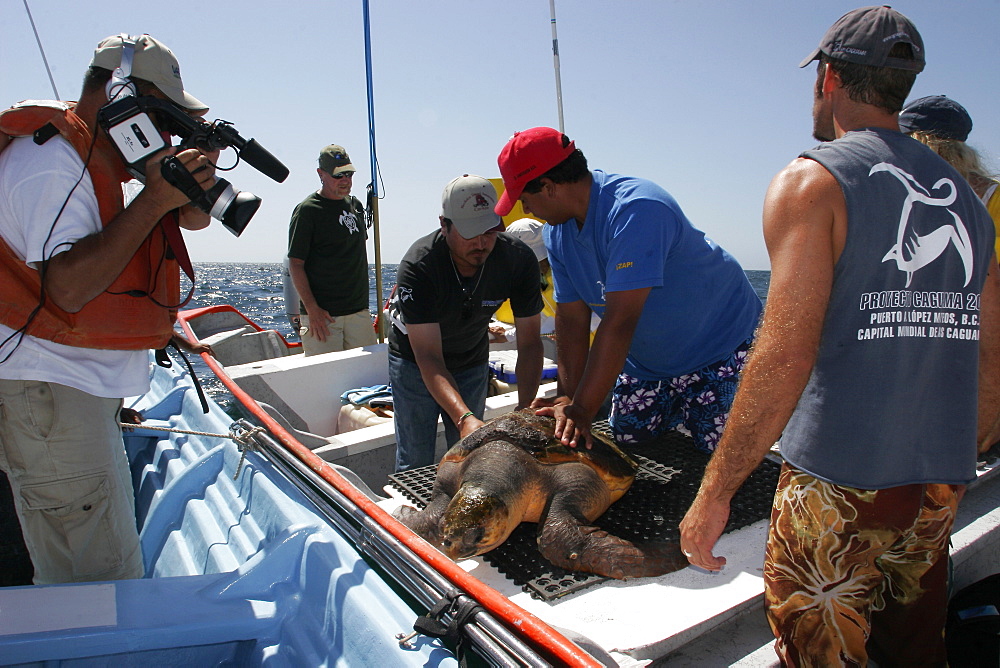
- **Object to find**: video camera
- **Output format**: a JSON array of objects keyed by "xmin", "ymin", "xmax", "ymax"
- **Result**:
[{"xmin": 97, "ymin": 95, "xmax": 288, "ymax": 236}]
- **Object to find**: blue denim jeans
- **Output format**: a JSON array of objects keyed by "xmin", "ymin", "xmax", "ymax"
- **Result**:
[{"xmin": 388, "ymin": 354, "xmax": 489, "ymax": 472}]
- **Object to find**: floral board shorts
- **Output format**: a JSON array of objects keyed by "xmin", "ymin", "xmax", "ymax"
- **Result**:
[
  {"xmin": 608, "ymin": 336, "xmax": 752, "ymax": 452},
  {"xmin": 764, "ymin": 464, "xmax": 960, "ymax": 667}
]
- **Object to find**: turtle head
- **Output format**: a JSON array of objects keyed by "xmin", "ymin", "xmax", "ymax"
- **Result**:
[{"xmin": 438, "ymin": 485, "xmax": 514, "ymax": 559}]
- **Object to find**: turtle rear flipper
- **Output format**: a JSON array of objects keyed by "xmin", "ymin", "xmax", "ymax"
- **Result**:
[{"xmin": 537, "ymin": 513, "xmax": 688, "ymax": 580}]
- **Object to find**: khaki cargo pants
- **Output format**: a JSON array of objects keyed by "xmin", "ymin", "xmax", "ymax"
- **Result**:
[
  {"xmin": 300, "ymin": 308, "xmax": 376, "ymax": 356},
  {"xmin": 0, "ymin": 379, "xmax": 144, "ymax": 584}
]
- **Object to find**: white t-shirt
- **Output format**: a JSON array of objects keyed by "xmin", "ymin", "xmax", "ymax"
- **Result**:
[{"xmin": 0, "ymin": 135, "xmax": 149, "ymax": 397}]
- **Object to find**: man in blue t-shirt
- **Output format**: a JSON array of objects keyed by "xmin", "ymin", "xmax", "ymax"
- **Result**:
[{"xmin": 494, "ymin": 127, "xmax": 762, "ymax": 452}]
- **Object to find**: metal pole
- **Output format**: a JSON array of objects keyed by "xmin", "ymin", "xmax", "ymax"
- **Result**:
[
  {"xmin": 363, "ymin": 0, "xmax": 385, "ymax": 341},
  {"xmin": 549, "ymin": 0, "xmax": 565, "ymax": 133},
  {"xmin": 23, "ymin": 0, "xmax": 60, "ymax": 99}
]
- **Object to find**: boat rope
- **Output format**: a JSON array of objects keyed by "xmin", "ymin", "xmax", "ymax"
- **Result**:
[
  {"xmin": 230, "ymin": 420, "xmax": 265, "ymax": 480},
  {"xmin": 118, "ymin": 422, "xmax": 233, "ymax": 439},
  {"xmin": 117, "ymin": 420, "xmax": 266, "ymax": 480}
]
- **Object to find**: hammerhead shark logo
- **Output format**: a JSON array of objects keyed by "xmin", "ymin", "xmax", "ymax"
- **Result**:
[{"xmin": 873, "ymin": 162, "xmax": 973, "ymax": 288}]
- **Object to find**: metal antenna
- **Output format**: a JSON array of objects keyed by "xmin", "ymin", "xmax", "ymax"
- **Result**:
[
  {"xmin": 549, "ymin": 0, "xmax": 565, "ymax": 133},
  {"xmin": 23, "ymin": 0, "xmax": 60, "ymax": 99},
  {"xmin": 363, "ymin": 0, "xmax": 386, "ymax": 341}
]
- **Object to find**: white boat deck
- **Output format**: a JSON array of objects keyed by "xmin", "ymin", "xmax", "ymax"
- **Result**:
[
  {"xmin": 378, "ymin": 489, "xmax": 770, "ymax": 666},
  {"xmin": 657, "ymin": 459, "xmax": 1000, "ymax": 667},
  {"xmin": 381, "ymin": 460, "xmax": 1000, "ymax": 667},
  {"xmin": 214, "ymin": 339, "xmax": 557, "ymax": 489}
]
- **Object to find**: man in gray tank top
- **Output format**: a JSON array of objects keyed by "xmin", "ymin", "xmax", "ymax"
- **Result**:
[{"xmin": 678, "ymin": 6, "xmax": 1000, "ymax": 666}]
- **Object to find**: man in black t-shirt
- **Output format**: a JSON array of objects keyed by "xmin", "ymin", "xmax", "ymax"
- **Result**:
[
  {"xmin": 388, "ymin": 174, "xmax": 544, "ymax": 471},
  {"xmin": 287, "ymin": 144, "xmax": 376, "ymax": 355}
]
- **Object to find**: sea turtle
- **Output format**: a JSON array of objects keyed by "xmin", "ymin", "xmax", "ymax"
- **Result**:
[{"xmin": 393, "ymin": 410, "xmax": 687, "ymax": 580}]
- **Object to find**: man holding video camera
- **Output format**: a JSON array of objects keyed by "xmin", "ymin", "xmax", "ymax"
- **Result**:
[{"xmin": 0, "ymin": 34, "xmax": 217, "ymax": 584}]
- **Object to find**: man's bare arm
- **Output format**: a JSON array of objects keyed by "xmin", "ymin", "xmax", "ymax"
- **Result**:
[
  {"xmin": 540, "ymin": 288, "xmax": 649, "ymax": 448},
  {"xmin": 512, "ymin": 313, "xmax": 543, "ymax": 409},
  {"xmin": 409, "ymin": 322, "xmax": 484, "ymax": 437},
  {"xmin": 288, "ymin": 256, "xmax": 332, "ymax": 342},
  {"xmin": 552, "ymin": 299, "xmax": 591, "ymax": 399},
  {"xmin": 44, "ymin": 148, "xmax": 213, "ymax": 312}
]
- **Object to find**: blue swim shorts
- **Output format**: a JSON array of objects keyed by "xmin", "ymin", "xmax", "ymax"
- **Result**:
[{"xmin": 609, "ymin": 336, "xmax": 753, "ymax": 453}]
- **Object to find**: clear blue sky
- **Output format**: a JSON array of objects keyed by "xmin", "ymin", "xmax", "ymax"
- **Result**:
[{"xmin": 3, "ymin": 0, "xmax": 998, "ymax": 270}]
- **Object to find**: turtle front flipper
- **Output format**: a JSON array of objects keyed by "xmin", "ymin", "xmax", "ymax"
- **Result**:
[
  {"xmin": 393, "ymin": 493, "xmax": 450, "ymax": 549},
  {"xmin": 537, "ymin": 510, "xmax": 688, "ymax": 580}
]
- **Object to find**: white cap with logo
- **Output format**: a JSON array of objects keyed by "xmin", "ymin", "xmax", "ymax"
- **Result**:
[{"xmin": 441, "ymin": 174, "xmax": 501, "ymax": 239}]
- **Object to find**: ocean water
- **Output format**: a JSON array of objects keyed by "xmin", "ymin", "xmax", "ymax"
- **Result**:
[
  {"xmin": 187, "ymin": 263, "xmax": 770, "ymax": 331},
  {"xmin": 181, "ymin": 263, "xmax": 770, "ymax": 411},
  {"xmin": 187, "ymin": 263, "xmax": 398, "ymax": 341}
]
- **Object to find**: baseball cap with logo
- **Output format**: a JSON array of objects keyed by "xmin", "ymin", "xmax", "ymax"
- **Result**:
[
  {"xmin": 899, "ymin": 95, "xmax": 973, "ymax": 142},
  {"xmin": 91, "ymin": 34, "xmax": 207, "ymax": 111},
  {"xmin": 799, "ymin": 5, "xmax": 925, "ymax": 73},
  {"xmin": 495, "ymin": 127, "xmax": 576, "ymax": 216},
  {"xmin": 441, "ymin": 175, "xmax": 502, "ymax": 239},
  {"xmin": 318, "ymin": 144, "xmax": 355, "ymax": 175}
]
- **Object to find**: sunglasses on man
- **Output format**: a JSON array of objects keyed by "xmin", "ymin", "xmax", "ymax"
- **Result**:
[{"xmin": 330, "ymin": 171, "xmax": 355, "ymax": 180}]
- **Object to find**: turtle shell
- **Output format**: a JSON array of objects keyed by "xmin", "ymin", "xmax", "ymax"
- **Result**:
[{"xmin": 441, "ymin": 410, "xmax": 638, "ymax": 486}]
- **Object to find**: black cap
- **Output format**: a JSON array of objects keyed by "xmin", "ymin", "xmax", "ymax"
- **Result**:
[
  {"xmin": 899, "ymin": 95, "xmax": 973, "ymax": 141},
  {"xmin": 800, "ymin": 6, "xmax": 925, "ymax": 72}
]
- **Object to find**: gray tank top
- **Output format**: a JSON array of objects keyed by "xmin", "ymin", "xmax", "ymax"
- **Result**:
[{"xmin": 780, "ymin": 128, "xmax": 995, "ymax": 488}]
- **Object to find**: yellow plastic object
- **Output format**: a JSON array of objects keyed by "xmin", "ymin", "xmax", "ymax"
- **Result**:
[{"xmin": 489, "ymin": 178, "xmax": 543, "ymax": 227}]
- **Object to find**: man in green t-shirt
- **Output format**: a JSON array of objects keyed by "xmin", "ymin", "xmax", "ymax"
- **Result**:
[{"xmin": 287, "ymin": 144, "xmax": 375, "ymax": 354}]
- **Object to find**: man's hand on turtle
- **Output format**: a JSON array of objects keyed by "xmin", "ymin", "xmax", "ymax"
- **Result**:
[
  {"xmin": 536, "ymin": 401, "xmax": 593, "ymax": 449},
  {"xmin": 459, "ymin": 415, "xmax": 485, "ymax": 439},
  {"xmin": 530, "ymin": 395, "xmax": 571, "ymax": 410}
]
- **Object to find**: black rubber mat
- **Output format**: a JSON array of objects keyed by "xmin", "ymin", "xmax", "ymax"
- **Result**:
[{"xmin": 389, "ymin": 422, "xmax": 781, "ymax": 600}]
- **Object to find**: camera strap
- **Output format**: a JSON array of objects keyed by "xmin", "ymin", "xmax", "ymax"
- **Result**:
[
  {"xmin": 159, "ymin": 210, "xmax": 195, "ymax": 306},
  {"xmin": 156, "ymin": 156, "xmax": 200, "ymax": 303}
]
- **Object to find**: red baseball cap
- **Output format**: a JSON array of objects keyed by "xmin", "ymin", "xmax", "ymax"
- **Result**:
[{"xmin": 495, "ymin": 127, "xmax": 576, "ymax": 216}]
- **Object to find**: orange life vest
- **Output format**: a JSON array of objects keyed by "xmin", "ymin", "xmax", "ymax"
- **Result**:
[{"xmin": 0, "ymin": 100, "xmax": 178, "ymax": 350}]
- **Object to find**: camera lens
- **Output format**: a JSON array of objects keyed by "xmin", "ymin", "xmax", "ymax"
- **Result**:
[{"xmin": 203, "ymin": 179, "xmax": 261, "ymax": 236}]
